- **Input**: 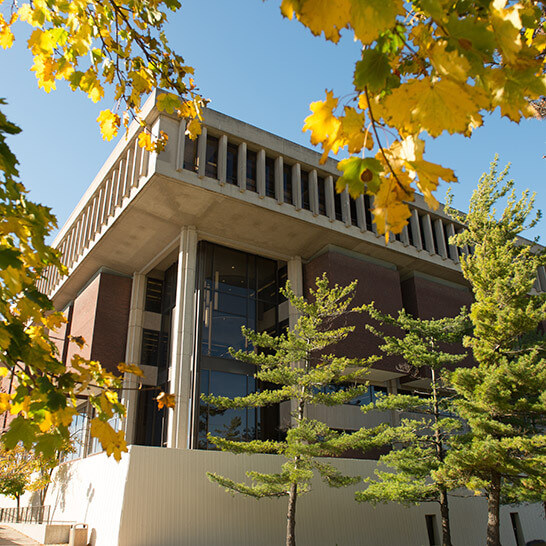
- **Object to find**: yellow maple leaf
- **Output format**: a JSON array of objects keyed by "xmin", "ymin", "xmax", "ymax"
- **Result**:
[
  {"xmin": 186, "ymin": 118, "xmax": 202, "ymax": 140},
  {"xmin": 0, "ymin": 393, "xmax": 13, "ymax": 414},
  {"xmin": 376, "ymin": 79, "xmax": 487, "ymax": 137},
  {"xmin": 31, "ymin": 55, "xmax": 57, "ymax": 93},
  {"xmin": 156, "ymin": 93, "xmax": 181, "ymax": 114},
  {"xmin": 97, "ymin": 109, "xmax": 120, "ymax": 141},
  {"xmin": 303, "ymin": 90, "xmax": 340, "ymax": 154},
  {"xmin": 0, "ymin": 13, "xmax": 15, "ymax": 49},
  {"xmin": 0, "ymin": 328, "xmax": 11, "ymax": 350},
  {"xmin": 350, "ymin": 0, "xmax": 403, "ymax": 45},
  {"xmin": 410, "ymin": 160, "xmax": 457, "ymax": 210},
  {"xmin": 156, "ymin": 391, "xmax": 176, "ymax": 409},
  {"xmin": 11, "ymin": 396, "xmax": 31, "ymax": 416},
  {"xmin": 90, "ymin": 418, "xmax": 127, "ymax": 461},
  {"xmin": 339, "ymin": 106, "xmax": 368, "ymax": 153},
  {"xmin": 39, "ymin": 411, "xmax": 53, "ymax": 432},
  {"xmin": 297, "ymin": 0, "xmax": 351, "ymax": 43},
  {"xmin": 117, "ymin": 362, "xmax": 144, "ymax": 377},
  {"xmin": 138, "ymin": 131, "xmax": 155, "ymax": 151},
  {"xmin": 52, "ymin": 406, "xmax": 76, "ymax": 427}
]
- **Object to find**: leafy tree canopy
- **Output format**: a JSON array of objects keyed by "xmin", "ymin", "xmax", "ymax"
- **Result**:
[{"xmin": 2, "ymin": 0, "xmax": 545, "ymax": 235}]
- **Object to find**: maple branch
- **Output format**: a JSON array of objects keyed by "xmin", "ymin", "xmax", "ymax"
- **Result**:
[{"xmin": 364, "ymin": 86, "xmax": 411, "ymax": 198}]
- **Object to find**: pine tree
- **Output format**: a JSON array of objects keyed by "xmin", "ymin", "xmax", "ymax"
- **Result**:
[
  {"xmin": 355, "ymin": 306, "xmax": 469, "ymax": 546},
  {"xmin": 441, "ymin": 158, "xmax": 546, "ymax": 546},
  {"xmin": 204, "ymin": 275, "xmax": 381, "ymax": 546}
]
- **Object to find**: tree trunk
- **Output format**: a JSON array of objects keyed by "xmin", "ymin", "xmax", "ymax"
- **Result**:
[
  {"xmin": 486, "ymin": 472, "xmax": 502, "ymax": 546},
  {"xmin": 286, "ymin": 482, "xmax": 298, "ymax": 546},
  {"xmin": 16, "ymin": 495, "xmax": 20, "ymax": 523},
  {"xmin": 439, "ymin": 489, "xmax": 453, "ymax": 546},
  {"xmin": 431, "ymin": 369, "xmax": 453, "ymax": 546}
]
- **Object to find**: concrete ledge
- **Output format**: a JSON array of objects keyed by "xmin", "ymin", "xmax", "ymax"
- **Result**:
[{"xmin": 5, "ymin": 523, "xmax": 72, "ymax": 544}]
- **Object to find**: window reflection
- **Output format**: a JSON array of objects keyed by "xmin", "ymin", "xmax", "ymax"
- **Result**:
[{"xmin": 196, "ymin": 242, "xmax": 286, "ymax": 449}]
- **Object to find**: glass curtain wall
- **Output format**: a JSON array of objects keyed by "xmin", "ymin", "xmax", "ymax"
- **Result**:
[{"xmin": 193, "ymin": 242, "xmax": 287, "ymax": 449}]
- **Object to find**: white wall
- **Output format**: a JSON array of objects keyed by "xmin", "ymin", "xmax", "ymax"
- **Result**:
[{"xmin": 40, "ymin": 446, "xmax": 546, "ymax": 546}]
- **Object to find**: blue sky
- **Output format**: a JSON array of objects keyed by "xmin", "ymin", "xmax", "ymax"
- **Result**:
[{"xmin": 2, "ymin": 0, "xmax": 545, "ymax": 240}]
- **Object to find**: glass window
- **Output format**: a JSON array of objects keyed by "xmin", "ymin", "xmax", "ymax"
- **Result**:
[
  {"xmin": 407, "ymin": 217, "xmax": 415, "ymax": 246},
  {"xmin": 226, "ymin": 143, "xmax": 238, "ymax": 185},
  {"xmin": 198, "ymin": 370, "xmax": 259, "ymax": 449},
  {"xmin": 265, "ymin": 156, "xmax": 275, "ymax": 198},
  {"xmin": 141, "ymin": 329, "xmax": 160, "ymax": 366},
  {"xmin": 246, "ymin": 149, "xmax": 257, "ymax": 192},
  {"xmin": 317, "ymin": 176, "xmax": 326, "ymax": 216},
  {"xmin": 334, "ymin": 190, "xmax": 343, "ymax": 222},
  {"xmin": 145, "ymin": 277, "xmax": 163, "ymax": 313},
  {"xmin": 210, "ymin": 245, "xmax": 248, "ymax": 296},
  {"xmin": 283, "ymin": 164, "xmax": 292, "ymax": 205},
  {"xmin": 205, "ymin": 135, "xmax": 218, "ymax": 179},
  {"xmin": 349, "ymin": 196, "xmax": 358, "ymax": 226},
  {"xmin": 301, "ymin": 170, "xmax": 310, "ymax": 211},
  {"xmin": 364, "ymin": 194, "xmax": 373, "ymax": 231},
  {"xmin": 184, "ymin": 135, "xmax": 198, "ymax": 172}
]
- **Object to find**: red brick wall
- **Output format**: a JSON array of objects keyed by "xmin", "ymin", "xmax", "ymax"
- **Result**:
[
  {"xmin": 304, "ymin": 250, "xmax": 405, "ymax": 374},
  {"xmin": 401, "ymin": 274, "xmax": 473, "ymax": 319},
  {"xmin": 65, "ymin": 272, "xmax": 132, "ymax": 373},
  {"xmin": 90, "ymin": 273, "xmax": 132, "ymax": 371}
]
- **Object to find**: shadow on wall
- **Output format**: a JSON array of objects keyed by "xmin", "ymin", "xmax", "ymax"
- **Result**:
[
  {"xmin": 89, "ymin": 527, "xmax": 97, "ymax": 546},
  {"xmin": 50, "ymin": 463, "xmax": 73, "ymax": 520}
]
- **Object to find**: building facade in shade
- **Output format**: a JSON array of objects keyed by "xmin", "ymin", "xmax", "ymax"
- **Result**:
[{"xmin": 10, "ymin": 90, "xmax": 544, "ymax": 545}]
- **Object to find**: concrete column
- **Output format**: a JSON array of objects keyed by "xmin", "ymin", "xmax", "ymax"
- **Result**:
[
  {"xmin": 292, "ymin": 163, "xmax": 302, "ymax": 210},
  {"xmin": 257, "ymin": 149, "xmax": 266, "ymax": 198},
  {"xmin": 197, "ymin": 127, "xmax": 207, "ymax": 179},
  {"xmin": 410, "ymin": 209, "xmax": 423, "ymax": 250},
  {"xmin": 167, "ymin": 226, "xmax": 198, "ymax": 449},
  {"xmin": 237, "ymin": 142, "xmax": 247, "ymax": 192},
  {"xmin": 342, "ymin": 188, "xmax": 351, "ymax": 227},
  {"xmin": 309, "ymin": 170, "xmax": 319, "ymax": 217},
  {"xmin": 434, "ymin": 218, "xmax": 448, "ymax": 259},
  {"xmin": 325, "ymin": 175, "xmax": 335, "ymax": 222},
  {"xmin": 175, "ymin": 119, "xmax": 186, "ymax": 172},
  {"xmin": 218, "ymin": 135, "xmax": 227, "ymax": 185},
  {"xmin": 446, "ymin": 223, "xmax": 459, "ymax": 263},
  {"xmin": 401, "ymin": 225, "xmax": 410, "ymax": 247},
  {"xmin": 422, "ymin": 214, "xmax": 435, "ymax": 255},
  {"xmin": 275, "ymin": 156, "xmax": 283, "ymax": 204},
  {"xmin": 287, "ymin": 257, "xmax": 303, "ymax": 327},
  {"xmin": 356, "ymin": 195, "xmax": 366, "ymax": 232},
  {"xmin": 287, "ymin": 257, "xmax": 303, "ymax": 424},
  {"xmin": 121, "ymin": 272, "xmax": 147, "ymax": 445}
]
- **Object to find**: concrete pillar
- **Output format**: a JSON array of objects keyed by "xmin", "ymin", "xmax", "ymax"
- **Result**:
[
  {"xmin": 401, "ymin": 225, "xmax": 410, "ymax": 247},
  {"xmin": 422, "ymin": 214, "xmax": 435, "ymax": 255},
  {"xmin": 342, "ymin": 188, "xmax": 351, "ymax": 227},
  {"xmin": 237, "ymin": 142, "xmax": 247, "ymax": 192},
  {"xmin": 167, "ymin": 226, "xmax": 198, "ymax": 449},
  {"xmin": 309, "ymin": 170, "xmax": 319, "ymax": 217},
  {"xmin": 410, "ymin": 209, "xmax": 423, "ymax": 250},
  {"xmin": 197, "ymin": 127, "xmax": 207, "ymax": 179},
  {"xmin": 446, "ymin": 223, "xmax": 459, "ymax": 263},
  {"xmin": 175, "ymin": 119, "xmax": 186, "ymax": 172},
  {"xmin": 292, "ymin": 163, "xmax": 302, "ymax": 210},
  {"xmin": 121, "ymin": 272, "xmax": 147, "ymax": 445},
  {"xmin": 287, "ymin": 257, "xmax": 303, "ymax": 425},
  {"xmin": 325, "ymin": 175, "xmax": 335, "ymax": 222},
  {"xmin": 434, "ymin": 218, "xmax": 448, "ymax": 259},
  {"xmin": 287, "ymin": 257, "xmax": 303, "ymax": 327},
  {"xmin": 356, "ymin": 195, "xmax": 366, "ymax": 232},
  {"xmin": 218, "ymin": 135, "xmax": 227, "ymax": 185}
]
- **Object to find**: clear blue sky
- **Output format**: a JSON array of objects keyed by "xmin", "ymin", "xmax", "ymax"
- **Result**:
[{"xmin": 2, "ymin": 0, "xmax": 545, "ymax": 240}]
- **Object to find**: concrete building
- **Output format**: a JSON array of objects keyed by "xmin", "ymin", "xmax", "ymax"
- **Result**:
[{"xmin": 8, "ymin": 91, "xmax": 546, "ymax": 545}]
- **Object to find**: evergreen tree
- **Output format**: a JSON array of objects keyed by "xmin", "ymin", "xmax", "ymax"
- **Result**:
[
  {"xmin": 441, "ymin": 159, "xmax": 546, "ymax": 546},
  {"xmin": 355, "ymin": 306, "xmax": 469, "ymax": 546},
  {"xmin": 204, "ymin": 275, "xmax": 381, "ymax": 546}
]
